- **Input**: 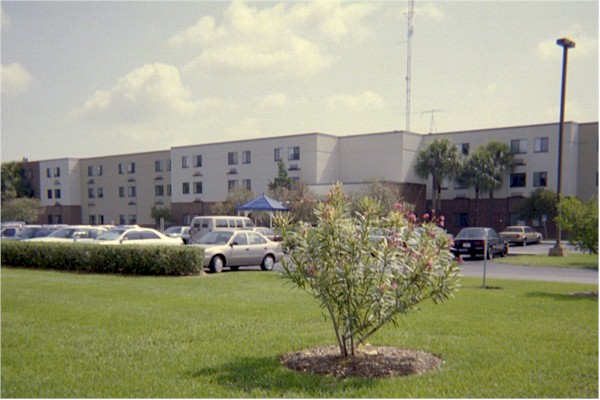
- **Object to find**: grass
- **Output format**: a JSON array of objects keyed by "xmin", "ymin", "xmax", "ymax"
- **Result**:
[
  {"xmin": 495, "ymin": 253, "xmax": 598, "ymax": 269},
  {"xmin": 1, "ymin": 267, "xmax": 598, "ymax": 398}
]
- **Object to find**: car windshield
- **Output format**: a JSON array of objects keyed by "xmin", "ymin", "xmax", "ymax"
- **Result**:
[
  {"xmin": 198, "ymin": 231, "xmax": 233, "ymax": 245},
  {"xmin": 95, "ymin": 229, "xmax": 126, "ymax": 241},
  {"xmin": 48, "ymin": 228, "xmax": 79, "ymax": 238},
  {"xmin": 456, "ymin": 228, "xmax": 487, "ymax": 239},
  {"xmin": 504, "ymin": 227, "xmax": 522, "ymax": 232},
  {"xmin": 164, "ymin": 227, "xmax": 182, "ymax": 234}
]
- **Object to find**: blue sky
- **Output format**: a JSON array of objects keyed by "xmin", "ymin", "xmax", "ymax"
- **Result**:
[{"xmin": 1, "ymin": 1, "xmax": 598, "ymax": 162}]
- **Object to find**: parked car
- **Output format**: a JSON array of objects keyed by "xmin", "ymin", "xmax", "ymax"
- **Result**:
[
  {"xmin": 3, "ymin": 225, "xmax": 63, "ymax": 241},
  {"xmin": 94, "ymin": 227, "xmax": 183, "ymax": 245},
  {"xmin": 194, "ymin": 229, "xmax": 284, "ymax": 273},
  {"xmin": 1, "ymin": 226, "xmax": 21, "ymax": 239},
  {"xmin": 26, "ymin": 226, "xmax": 107, "ymax": 243},
  {"xmin": 189, "ymin": 216, "xmax": 254, "ymax": 244},
  {"xmin": 452, "ymin": 227, "xmax": 508, "ymax": 259},
  {"xmin": 251, "ymin": 227, "xmax": 282, "ymax": 242},
  {"xmin": 164, "ymin": 226, "xmax": 191, "ymax": 244},
  {"xmin": 499, "ymin": 226, "xmax": 542, "ymax": 246}
]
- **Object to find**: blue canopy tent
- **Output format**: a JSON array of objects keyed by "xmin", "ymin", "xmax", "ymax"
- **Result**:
[{"xmin": 236, "ymin": 193, "xmax": 289, "ymax": 227}]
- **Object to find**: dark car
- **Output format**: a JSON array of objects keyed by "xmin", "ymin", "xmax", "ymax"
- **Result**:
[{"xmin": 452, "ymin": 227, "xmax": 508, "ymax": 259}]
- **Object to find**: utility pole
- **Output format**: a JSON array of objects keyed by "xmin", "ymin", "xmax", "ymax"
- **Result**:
[{"xmin": 405, "ymin": 0, "xmax": 414, "ymax": 132}]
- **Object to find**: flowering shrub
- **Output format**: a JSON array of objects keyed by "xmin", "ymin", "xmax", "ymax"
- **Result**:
[{"xmin": 275, "ymin": 183, "xmax": 460, "ymax": 357}]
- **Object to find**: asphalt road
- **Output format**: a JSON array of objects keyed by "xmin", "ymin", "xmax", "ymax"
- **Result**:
[
  {"xmin": 458, "ymin": 241, "xmax": 598, "ymax": 284},
  {"xmin": 269, "ymin": 241, "xmax": 598, "ymax": 285}
]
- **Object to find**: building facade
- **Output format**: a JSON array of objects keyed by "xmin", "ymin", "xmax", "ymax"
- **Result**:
[{"xmin": 18, "ymin": 121, "xmax": 598, "ymax": 236}]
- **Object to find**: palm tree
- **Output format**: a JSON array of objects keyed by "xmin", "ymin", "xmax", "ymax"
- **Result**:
[
  {"xmin": 456, "ymin": 150, "xmax": 496, "ymax": 226},
  {"xmin": 479, "ymin": 140, "xmax": 513, "ymax": 225},
  {"xmin": 414, "ymin": 138, "xmax": 463, "ymax": 215}
]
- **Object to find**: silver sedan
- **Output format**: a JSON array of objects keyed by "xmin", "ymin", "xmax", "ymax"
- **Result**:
[{"xmin": 195, "ymin": 229, "xmax": 284, "ymax": 273}]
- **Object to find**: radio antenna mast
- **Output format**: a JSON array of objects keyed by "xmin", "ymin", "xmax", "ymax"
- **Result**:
[{"xmin": 405, "ymin": 0, "xmax": 415, "ymax": 132}]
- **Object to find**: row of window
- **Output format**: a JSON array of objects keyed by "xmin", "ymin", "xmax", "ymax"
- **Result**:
[{"xmin": 511, "ymin": 137, "xmax": 549, "ymax": 154}]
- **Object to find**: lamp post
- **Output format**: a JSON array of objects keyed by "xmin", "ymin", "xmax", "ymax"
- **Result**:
[{"xmin": 550, "ymin": 37, "xmax": 575, "ymax": 257}]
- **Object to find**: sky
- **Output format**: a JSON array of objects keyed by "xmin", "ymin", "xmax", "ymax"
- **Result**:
[{"xmin": 1, "ymin": 0, "xmax": 598, "ymax": 162}]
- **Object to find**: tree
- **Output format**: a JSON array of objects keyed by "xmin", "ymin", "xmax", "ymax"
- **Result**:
[
  {"xmin": 150, "ymin": 205, "xmax": 173, "ymax": 226},
  {"xmin": 268, "ymin": 181, "xmax": 318, "ymax": 225},
  {"xmin": 1, "ymin": 197, "xmax": 44, "ymax": 223},
  {"xmin": 268, "ymin": 160, "xmax": 293, "ymax": 190},
  {"xmin": 478, "ymin": 141, "xmax": 513, "ymax": 221},
  {"xmin": 211, "ymin": 187, "xmax": 255, "ymax": 216},
  {"xmin": 556, "ymin": 196, "xmax": 598, "ymax": 254},
  {"xmin": 1, "ymin": 160, "xmax": 33, "ymax": 202},
  {"xmin": 275, "ymin": 183, "xmax": 460, "ymax": 358},
  {"xmin": 456, "ymin": 151, "xmax": 495, "ymax": 226},
  {"xmin": 414, "ymin": 138, "xmax": 463, "ymax": 214},
  {"xmin": 517, "ymin": 188, "xmax": 557, "ymax": 239}
]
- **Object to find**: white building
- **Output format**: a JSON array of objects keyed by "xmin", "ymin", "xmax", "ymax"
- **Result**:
[{"xmin": 25, "ymin": 121, "xmax": 598, "ymax": 236}]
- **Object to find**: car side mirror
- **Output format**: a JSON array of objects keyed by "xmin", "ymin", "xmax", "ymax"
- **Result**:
[{"xmin": 231, "ymin": 241, "xmax": 238, "ymax": 246}]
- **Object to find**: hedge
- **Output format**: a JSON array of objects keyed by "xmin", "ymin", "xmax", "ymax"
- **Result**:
[{"xmin": 1, "ymin": 241, "xmax": 204, "ymax": 275}]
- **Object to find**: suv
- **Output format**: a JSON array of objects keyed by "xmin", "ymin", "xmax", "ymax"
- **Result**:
[{"xmin": 189, "ymin": 216, "xmax": 254, "ymax": 244}]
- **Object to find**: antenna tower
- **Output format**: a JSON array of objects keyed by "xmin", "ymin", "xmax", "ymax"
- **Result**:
[{"xmin": 405, "ymin": 0, "xmax": 415, "ymax": 132}]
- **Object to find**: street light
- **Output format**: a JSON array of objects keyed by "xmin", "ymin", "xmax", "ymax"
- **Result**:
[{"xmin": 550, "ymin": 37, "xmax": 575, "ymax": 257}]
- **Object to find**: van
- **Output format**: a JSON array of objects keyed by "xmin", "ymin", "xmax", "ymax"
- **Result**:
[{"xmin": 189, "ymin": 216, "xmax": 254, "ymax": 244}]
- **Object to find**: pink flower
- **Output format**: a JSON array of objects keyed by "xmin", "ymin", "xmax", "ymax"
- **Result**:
[{"xmin": 423, "ymin": 213, "xmax": 430, "ymax": 220}]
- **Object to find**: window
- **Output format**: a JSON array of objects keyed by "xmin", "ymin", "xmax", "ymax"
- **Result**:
[
  {"xmin": 228, "ymin": 152, "xmax": 238, "ymax": 165},
  {"xmin": 233, "ymin": 233, "xmax": 248, "ymax": 245},
  {"xmin": 183, "ymin": 214, "xmax": 191, "ymax": 225},
  {"xmin": 182, "ymin": 156, "xmax": 189, "ymax": 168},
  {"xmin": 193, "ymin": 182, "xmax": 203, "ymax": 194},
  {"xmin": 54, "ymin": 189, "xmax": 61, "ymax": 199},
  {"xmin": 274, "ymin": 148, "xmax": 283, "ymax": 161},
  {"xmin": 228, "ymin": 180, "xmax": 238, "ymax": 191},
  {"xmin": 88, "ymin": 188, "xmax": 95, "ymax": 198},
  {"xmin": 119, "ymin": 215, "xmax": 126, "ymax": 225},
  {"xmin": 97, "ymin": 188, "xmax": 104, "ymax": 198},
  {"xmin": 460, "ymin": 143, "xmax": 470, "ymax": 156},
  {"xmin": 534, "ymin": 137, "xmax": 549, "ymax": 153},
  {"xmin": 511, "ymin": 139, "xmax": 527, "ymax": 154},
  {"xmin": 128, "ymin": 215, "xmax": 137, "ymax": 225},
  {"xmin": 97, "ymin": 165, "xmax": 103, "ymax": 176},
  {"xmin": 182, "ymin": 182, "xmax": 190, "ymax": 195},
  {"xmin": 242, "ymin": 179, "xmax": 251, "ymax": 190},
  {"xmin": 47, "ymin": 189, "xmax": 53, "ymax": 199},
  {"xmin": 242, "ymin": 151, "xmax": 251, "ymax": 164},
  {"xmin": 155, "ymin": 185, "xmax": 164, "ymax": 196},
  {"xmin": 288, "ymin": 146, "xmax": 300, "ymax": 161},
  {"xmin": 167, "ymin": 184, "xmax": 172, "ymax": 196},
  {"xmin": 194, "ymin": 155, "xmax": 202, "ymax": 168},
  {"xmin": 127, "ymin": 163, "xmax": 136, "ymax": 174},
  {"xmin": 119, "ymin": 187, "xmax": 125, "ymax": 198},
  {"xmin": 453, "ymin": 213, "xmax": 469, "ymax": 227},
  {"xmin": 118, "ymin": 164, "xmax": 125, "ymax": 174},
  {"xmin": 88, "ymin": 166, "xmax": 94, "ymax": 177},
  {"xmin": 54, "ymin": 167, "xmax": 61, "ymax": 177},
  {"xmin": 46, "ymin": 168, "xmax": 51, "ymax": 178},
  {"xmin": 510, "ymin": 173, "xmax": 526, "ymax": 188},
  {"xmin": 128, "ymin": 186, "xmax": 136, "ymax": 197},
  {"xmin": 533, "ymin": 172, "xmax": 547, "ymax": 187},
  {"xmin": 155, "ymin": 160, "xmax": 163, "ymax": 172}
]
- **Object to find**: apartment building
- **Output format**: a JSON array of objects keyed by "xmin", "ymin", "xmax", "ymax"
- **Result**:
[{"xmin": 20, "ymin": 121, "xmax": 598, "ymax": 235}]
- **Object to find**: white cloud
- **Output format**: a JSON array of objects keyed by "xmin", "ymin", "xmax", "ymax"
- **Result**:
[
  {"xmin": 74, "ymin": 63, "xmax": 198, "ymax": 124},
  {"xmin": 259, "ymin": 93, "xmax": 288, "ymax": 109},
  {"xmin": 326, "ymin": 91, "xmax": 385, "ymax": 113},
  {"xmin": 170, "ymin": 0, "xmax": 378, "ymax": 78},
  {"xmin": 415, "ymin": 3, "xmax": 445, "ymax": 22},
  {"xmin": 537, "ymin": 24, "xmax": 597, "ymax": 60},
  {"xmin": 1, "ymin": 63, "xmax": 33, "ymax": 96},
  {"xmin": 1, "ymin": 5, "xmax": 10, "ymax": 30}
]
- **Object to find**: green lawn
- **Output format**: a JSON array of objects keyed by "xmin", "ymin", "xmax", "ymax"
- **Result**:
[
  {"xmin": 1, "ymin": 267, "xmax": 598, "ymax": 398},
  {"xmin": 495, "ymin": 253, "xmax": 598, "ymax": 269}
]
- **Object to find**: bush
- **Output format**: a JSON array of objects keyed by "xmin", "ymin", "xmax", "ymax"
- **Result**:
[
  {"xmin": 1, "ymin": 241, "xmax": 204, "ymax": 275},
  {"xmin": 275, "ymin": 183, "xmax": 461, "ymax": 358},
  {"xmin": 556, "ymin": 196, "xmax": 598, "ymax": 254}
]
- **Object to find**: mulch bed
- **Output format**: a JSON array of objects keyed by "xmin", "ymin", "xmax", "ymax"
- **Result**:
[{"xmin": 280, "ymin": 345, "xmax": 443, "ymax": 378}]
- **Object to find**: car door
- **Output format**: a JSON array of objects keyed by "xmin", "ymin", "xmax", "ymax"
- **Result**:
[
  {"xmin": 229, "ymin": 232, "xmax": 250, "ymax": 266},
  {"xmin": 247, "ymin": 232, "xmax": 268, "ymax": 265}
]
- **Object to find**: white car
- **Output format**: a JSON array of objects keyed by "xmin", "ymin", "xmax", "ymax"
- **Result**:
[
  {"xmin": 27, "ymin": 226, "xmax": 107, "ymax": 243},
  {"xmin": 195, "ymin": 229, "xmax": 284, "ymax": 273},
  {"xmin": 94, "ymin": 227, "xmax": 183, "ymax": 245}
]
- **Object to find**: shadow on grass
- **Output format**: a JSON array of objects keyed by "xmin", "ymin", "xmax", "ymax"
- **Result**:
[
  {"xmin": 189, "ymin": 354, "xmax": 374, "ymax": 396},
  {"xmin": 526, "ymin": 291, "xmax": 598, "ymax": 302}
]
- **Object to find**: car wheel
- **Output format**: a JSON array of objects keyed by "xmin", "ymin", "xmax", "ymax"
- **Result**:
[
  {"xmin": 209, "ymin": 256, "xmax": 224, "ymax": 273},
  {"xmin": 536, "ymin": 236, "xmax": 541, "ymax": 244},
  {"xmin": 261, "ymin": 254, "xmax": 275, "ymax": 271}
]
